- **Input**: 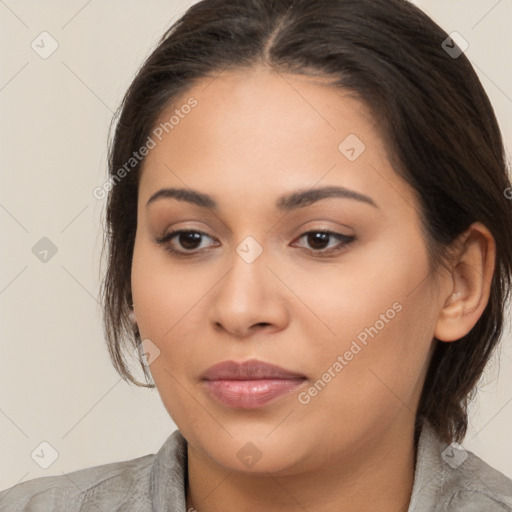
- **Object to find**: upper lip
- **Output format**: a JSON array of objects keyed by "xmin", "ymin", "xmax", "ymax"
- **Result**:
[{"xmin": 201, "ymin": 359, "xmax": 306, "ymax": 380}]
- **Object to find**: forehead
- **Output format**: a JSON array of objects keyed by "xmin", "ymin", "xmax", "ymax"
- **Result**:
[
  {"xmin": 138, "ymin": 67, "xmax": 414, "ymax": 216},
  {"xmin": 150, "ymin": 66, "xmax": 377, "ymax": 151}
]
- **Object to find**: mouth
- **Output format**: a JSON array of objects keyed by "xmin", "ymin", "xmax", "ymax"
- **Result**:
[{"xmin": 200, "ymin": 359, "xmax": 307, "ymax": 409}]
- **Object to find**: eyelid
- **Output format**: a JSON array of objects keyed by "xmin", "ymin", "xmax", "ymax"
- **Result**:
[
  {"xmin": 291, "ymin": 229, "xmax": 355, "ymax": 256},
  {"xmin": 155, "ymin": 228, "xmax": 217, "ymax": 248},
  {"xmin": 155, "ymin": 226, "xmax": 355, "ymax": 258}
]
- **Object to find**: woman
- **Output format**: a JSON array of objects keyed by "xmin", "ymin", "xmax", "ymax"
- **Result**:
[{"xmin": 2, "ymin": 0, "xmax": 512, "ymax": 510}]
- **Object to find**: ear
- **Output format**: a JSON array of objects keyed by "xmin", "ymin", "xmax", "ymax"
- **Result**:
[
  {"xmin": 129, "ymin": 305, "xmax": 137, "ymax": 325},
  {"xmin": 434, "ymin": 222, "xmax": 496, "ymax": 342}
]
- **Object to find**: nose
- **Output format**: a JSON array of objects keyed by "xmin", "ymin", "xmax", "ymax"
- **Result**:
[{"xmin": 208, "ymin": 244, "xmax": 289, "ymax": 339}]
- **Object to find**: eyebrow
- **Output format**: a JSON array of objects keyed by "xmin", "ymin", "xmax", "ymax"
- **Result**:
[{"xmin": 146, "ymin": 185, "xmax": 379, "ymax": 211}]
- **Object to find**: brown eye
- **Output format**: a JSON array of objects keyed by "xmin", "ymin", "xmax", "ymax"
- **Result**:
[
  {"xmin": 306, "ymin": 232, "xmax": 330, "ymax": 250},
  {"xmin": 155, "ymin": 228, "xmax": 355, "ymax": 258},
  {"xmin": 293, "ymin": 230, "xmax": 355, "ymax": 256},
  {"xmin": 176, "ymin": 231, "xmax": 203, "ymax": 250},
  {"xmin": 155, "ymin": 229, "xmax": 218, "ymax": 256}
]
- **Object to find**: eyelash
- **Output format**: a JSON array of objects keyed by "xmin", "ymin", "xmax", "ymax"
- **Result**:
[{"xmin": 155, "ymin": 229, "xmax": 355, "ymax": 258}]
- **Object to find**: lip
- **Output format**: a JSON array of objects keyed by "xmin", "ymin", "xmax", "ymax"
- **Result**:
[
  {"xmin": 201, "ymin": 359, "xmax": 306, "ymax": 380},
  {"xmin": 200, "ymin": 359, "xmax": 307, "ymax": 409}
]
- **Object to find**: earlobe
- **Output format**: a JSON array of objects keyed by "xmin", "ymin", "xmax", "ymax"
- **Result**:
[
  {"xmin": 129, "ymin": 304, "xmax": 137, "ymax": 325},
  {"xmin": 434, "ymin": 222, "xmax": 496, "ymax": 343}
]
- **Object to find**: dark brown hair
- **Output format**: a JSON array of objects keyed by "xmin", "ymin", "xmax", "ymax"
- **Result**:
[{"xmin": 100, "ymin": 0, "xmax": 512, "ymax": 444}]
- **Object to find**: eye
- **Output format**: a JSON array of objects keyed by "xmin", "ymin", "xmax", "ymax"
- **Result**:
[
  {"xmin": 155, "ymin": 228, "xmax": 355, "ymax": 258},
  {"xmin": 292, "ymin": 230, "xmax": 355, "ymax": 256},
  {"xmin": 155, "ymin": 229, "xmax": 218, "ymax": 256}
]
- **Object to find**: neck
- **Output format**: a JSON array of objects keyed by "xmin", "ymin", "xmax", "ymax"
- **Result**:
[{"xmin": 185, "ymin": 416, "xmax": 418, "ymax": 512}]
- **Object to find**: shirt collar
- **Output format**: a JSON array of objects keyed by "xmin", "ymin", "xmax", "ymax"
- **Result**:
[
  {"xmin": 151, "ymin": 429, "xmax": 188, "ymax": 512},
  {"xmin": 407, "ymin": 419, "xmax": 451, "ymax": 510}
]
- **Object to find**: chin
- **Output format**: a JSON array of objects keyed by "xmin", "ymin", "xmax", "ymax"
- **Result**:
[{"xmin": 193, "ymin": 432, "xmax": 310, "ymax": 475}]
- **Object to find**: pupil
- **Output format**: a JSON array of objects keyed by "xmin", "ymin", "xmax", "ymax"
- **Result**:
[
  {"xmin": 180, "ymin": 232, "xmax": 201, "ymax": 249},
  {"xmin": 308, "ymin": 232, "xmax": 329, "ymax": 249}
]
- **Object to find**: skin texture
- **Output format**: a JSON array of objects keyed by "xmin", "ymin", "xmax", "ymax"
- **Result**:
[{"xmin": 131, "ymin": 66, "xmax": 495, "ymax": 512}]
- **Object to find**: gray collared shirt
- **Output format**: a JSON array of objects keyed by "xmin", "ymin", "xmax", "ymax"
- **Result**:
[{"xmin": 1, "ymin": 420, "xmax": 511, "ymax": 511}]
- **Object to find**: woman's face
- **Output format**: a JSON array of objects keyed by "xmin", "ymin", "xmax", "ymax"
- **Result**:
[{"xmin": 131, "ymin": 67, "xmax": 451, "ymax": 474}]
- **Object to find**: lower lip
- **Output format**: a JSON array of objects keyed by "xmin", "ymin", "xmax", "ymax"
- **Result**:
[{"xmin": 202, "ymin": 378, "xmax": 307, "ymax": 409}]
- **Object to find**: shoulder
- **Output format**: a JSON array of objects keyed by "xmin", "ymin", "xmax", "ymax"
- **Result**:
[
  {"xmin": 0, "ymin": 453, "xmax": 155, "ymax": 512},
  {"xmin": 411, "ymin": 421, "xmax": 512, "ymax": 512},
  {"xmin": 440, "ymin": 447, "xmax": 512, "ymax": 511}
]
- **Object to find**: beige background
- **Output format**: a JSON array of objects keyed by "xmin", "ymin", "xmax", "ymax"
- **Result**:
[{"xmin": 0, "ymin": 0, "xmax": 511, "ymax": 490}]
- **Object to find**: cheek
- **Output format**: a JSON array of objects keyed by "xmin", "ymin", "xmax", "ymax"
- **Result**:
[
  {"xmin": 293, "ymin": 237, "xmax": 437, "ymax": 422},
  {"xmin": 132, "ymin": 234, "xmax": 205, "ymax": 337},
  {"xmin": 282, "ymin": 232, "xmax": 427, "ymax": 349},
  {"xmin": 131, "ymin": 235, "xmax": 216, "ymax": 379},
  {"xmin": 131, "ymin": 237, "xmax": 210, "ymax": 423}
]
